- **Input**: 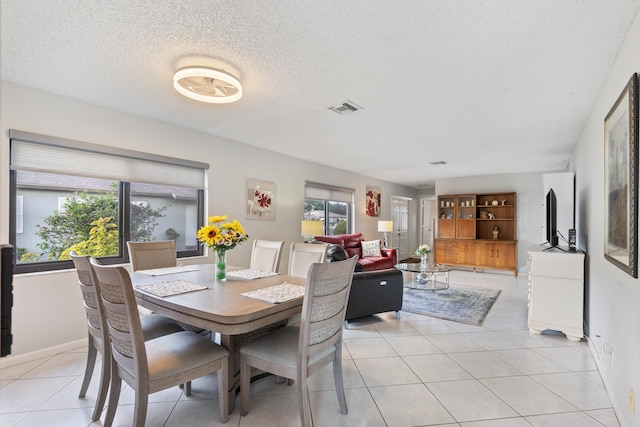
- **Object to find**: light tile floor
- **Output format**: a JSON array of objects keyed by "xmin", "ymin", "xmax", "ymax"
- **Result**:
[{"xmin": 0, "ymin": 270, "xmax": 620, "ymax": 426}]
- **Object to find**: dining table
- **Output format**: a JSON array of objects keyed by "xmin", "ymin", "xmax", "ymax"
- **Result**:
[{"xmin": 129, "ymin": 263, "xmax": 307, "ymax": 413}]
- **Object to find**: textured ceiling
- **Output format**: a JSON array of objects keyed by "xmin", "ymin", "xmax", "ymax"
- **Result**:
[{"xmin": 2, "ymin": 1, "xmax": 639, "ymax": 188}]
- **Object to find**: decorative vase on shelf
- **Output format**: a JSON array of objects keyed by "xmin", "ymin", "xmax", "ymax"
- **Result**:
[{"xmin": 216, "ymin": 251, "xmax": 227, "ymax": 281}]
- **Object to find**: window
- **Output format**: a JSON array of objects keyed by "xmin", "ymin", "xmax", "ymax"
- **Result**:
[
  {"xmin": 15, "ymin": 196, "xmax": 23, "ymax": 234},
  {"xmin": 9, "ymin": 130, "xmax": 207, "ymax": 273},
  {"xmin": 304, "ymin": 182, "xmax": 354, "ymax": 235}
]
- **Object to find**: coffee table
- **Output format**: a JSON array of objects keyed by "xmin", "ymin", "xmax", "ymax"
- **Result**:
[{"xmin": 395, "ymin": 263, "xmax": 451, "ymax": 290}]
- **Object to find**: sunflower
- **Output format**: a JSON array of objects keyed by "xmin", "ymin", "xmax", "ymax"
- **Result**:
[{"xmin": 196, "ymin": 215, "xmax": 249, "ymax": 253}]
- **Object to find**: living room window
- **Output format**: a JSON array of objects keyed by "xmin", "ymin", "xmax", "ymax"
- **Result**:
[
  {"xmin": 304, "ymin": 181, "xmax": 354, "ymax": 235},
  {"xmin": 9, "ymin": 130, "xmax": 207, "ymax": 274}
]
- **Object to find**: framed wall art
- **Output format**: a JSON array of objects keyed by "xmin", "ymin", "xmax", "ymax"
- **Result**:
[
  {"xmin": 366, "ymin": 185, "xmax": 381, "ymax": 217},
  {"xmin": 604, "ymin": 73, "xmax": 638, "ymax": 277},
  {"xmin": 246, "ymin": 178, "xmax": 276, "ymax": 220}
]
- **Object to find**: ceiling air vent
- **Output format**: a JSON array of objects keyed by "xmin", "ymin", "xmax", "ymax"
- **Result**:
[
  {"xmin": 328, "ymin": 100, "xmax": 363, "ymax": 115},
  {"xmin": 429, "ymin": 161, "xmax": 448, "ymax": 165}
]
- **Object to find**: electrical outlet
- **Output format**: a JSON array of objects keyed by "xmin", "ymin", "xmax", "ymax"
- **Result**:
[{"xmin": 631, "ymin": 388, "xmax": 635, "ymax": 414}]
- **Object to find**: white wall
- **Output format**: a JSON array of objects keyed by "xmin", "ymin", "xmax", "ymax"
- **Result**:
[
  {"xmin": 573, "ymin": 9, "xmax": 640, "ymax": 427},
  {"xmin": 435, "ymin": 171, "xmax": 565, "ymax": 275},
  {"xmin": 0, "ymin": 82, "xmax": 417, "ymax": 359}
]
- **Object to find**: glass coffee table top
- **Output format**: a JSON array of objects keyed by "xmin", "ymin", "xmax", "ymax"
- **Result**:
[{"xmin": 395, "ymin": 263, "xmax": 451, "ymax": 290}]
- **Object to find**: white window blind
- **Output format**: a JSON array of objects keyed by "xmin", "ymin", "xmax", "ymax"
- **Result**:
[
  {"xmin": 304, "ymin": 181, "xmax": 354, "ymax": 203},
  {"xmin": 9, "ymin": 130, "xmax": 208, "ymax": 189}
]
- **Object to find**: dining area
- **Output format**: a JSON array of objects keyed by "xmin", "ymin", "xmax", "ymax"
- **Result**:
[{"xmin": 67, "ymin": 221, "xmax": 358, "ymax": 427}]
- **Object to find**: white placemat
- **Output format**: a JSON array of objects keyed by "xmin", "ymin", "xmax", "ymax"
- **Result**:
[
  {"xmin": 241, "ymin": 282, "xmax": 305, "ymax": 304},
  {"xmin": 226, "ymin": 269, "xmax": 280, "ymax": 280},
  {"xmin": 137, "ymin": 265, "xmax": 200, "ymax": 276},
  {"xmin": 136, "ymin": 280, "xmax": 207, "ymax": 297}
]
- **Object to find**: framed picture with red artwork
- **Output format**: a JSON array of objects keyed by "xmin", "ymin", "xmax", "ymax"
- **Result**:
[
  {"xmin": 246, "ymin": 178, "xmax": 276, "ymax": 220},
  {"xmin": 366, "ymin": 185, "xmax": 381, "ymax": 217}
]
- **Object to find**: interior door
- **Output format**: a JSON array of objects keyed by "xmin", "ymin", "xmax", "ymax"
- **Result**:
[
  {"xmin": 421, "ymin": 198, "xmax": 435, "ymax": 252},
  {"xmin": 391, "ymin": 196, "xmax": 411, "ymax": 260}
]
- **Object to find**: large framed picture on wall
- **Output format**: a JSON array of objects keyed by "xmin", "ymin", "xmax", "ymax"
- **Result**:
[{"xmin": 604, "ymin": 73, "xmax": 638, "ymax": 277}]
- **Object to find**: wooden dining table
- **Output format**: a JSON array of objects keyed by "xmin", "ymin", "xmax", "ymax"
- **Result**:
[{"xmin": 129, "ymin": 264, "xmax": 306, "ymax": 412}]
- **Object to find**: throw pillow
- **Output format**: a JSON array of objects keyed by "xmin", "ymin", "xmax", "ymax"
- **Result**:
[{"xmin": 361, "ymin": 240, "xmax": 381, "ymax": 257}]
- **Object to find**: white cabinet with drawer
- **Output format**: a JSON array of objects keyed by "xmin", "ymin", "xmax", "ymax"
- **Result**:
[{"xmin": 527, "ymin": 247, "xmax": 585, "ymax": 341}]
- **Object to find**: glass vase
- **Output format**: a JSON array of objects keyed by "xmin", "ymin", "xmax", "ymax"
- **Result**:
[
  {"xmin": 420, "ymin": 253, "xmax": 428, "ymax": 270},
  {"xmin": 216, "ymin": 251, "xmax": 227, "ymax": 281}
]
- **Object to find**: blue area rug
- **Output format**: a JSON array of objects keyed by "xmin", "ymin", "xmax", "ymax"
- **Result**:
[{"xmin": 402, "ymin": 284, "xmax": 501, "ymax": 326}]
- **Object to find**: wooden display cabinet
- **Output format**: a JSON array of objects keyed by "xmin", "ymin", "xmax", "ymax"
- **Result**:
[
  {"xmin": 437, "ymin": 195, "xmax": 456, "ymax": 239},
  {"xmin": 436, "ymin": 192, "xmax": 517, "ymax": 276},
  {"xmin": 456, "ymin": 194, "xmax": 476, "ymax": 239}
]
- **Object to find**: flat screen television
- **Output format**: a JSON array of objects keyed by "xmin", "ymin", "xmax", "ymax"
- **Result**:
[{"xmin": 545, "ymin": 189, "xmax": 559, "ymax": 248}]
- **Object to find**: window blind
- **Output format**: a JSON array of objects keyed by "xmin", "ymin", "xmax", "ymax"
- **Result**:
[
  {"xmin": 9, "ymin": 130, "xmax": 208, "ymax": 189},
  {"xmin": 304, "ymin": 181, "xmax": 354, "ymax": 203}
]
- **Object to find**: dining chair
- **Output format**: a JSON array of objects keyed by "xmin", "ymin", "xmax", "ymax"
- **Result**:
[
  {"xmin": 90, "ymin": 259, "xmax": 230, "ymax": 426},
  {"xmin": 70, "ymin": 252, "xmax": 184, "ymax": 421},
  {"xmin": 240, "ymin": 255, "xmax": 358, "ymax": 427},
  {"xmin": 127, "ymin": 240, "xmax": 177, "ymax": 271},
  {"xmin": 287, "ymin": 242, "xmax": 329, "ymax": 278},
  {"xmin": 127, "ymin": 240, "xmax": 210, "ymax": 337},
  {"xmin": 249, "ymin": 239, "xmax": 285, "ymax": 272}
]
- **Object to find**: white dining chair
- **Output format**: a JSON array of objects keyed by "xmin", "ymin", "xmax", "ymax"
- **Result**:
[
  {"xmin": 287, "ymin": 242, "xmax": 329, "ymax": 278},
  {"xmin": 70, "ymin": 252, "xmax": 184, "ymax": 421},
  {"xmin": 249, "ymin": 239, "xmax": 285, "ymax": 272},
  {"xmin": 90, "ymin": 260, "xmax": 230, "ymax": 426},
  {"xmin": 127, "ymin": 240, "xmax": 176, "ymax": 271},
  {"xmin": 240, "ymin": 256, "xmax": 358, "ymax": 427}
]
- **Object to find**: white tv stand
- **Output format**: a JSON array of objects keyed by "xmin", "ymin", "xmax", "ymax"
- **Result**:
[{"xmin": 527, "ymin": 247, "xmax": 585, "ymax": 341}]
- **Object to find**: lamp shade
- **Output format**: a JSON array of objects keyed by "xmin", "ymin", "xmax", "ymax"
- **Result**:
[
  {"xmin": 377, "ymin": 221, "xmax": 393, "ymax": 233},
  {"xmin": 301, "ymin": 220, "xmax": 323, "ymax": 237}
]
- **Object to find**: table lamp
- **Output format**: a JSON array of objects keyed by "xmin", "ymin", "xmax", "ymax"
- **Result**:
[
  {"xmin": 301, "ymin": 220, "xmax": 323, "ymax": 243},
  {"xmin": 377, "ymin": 220, "xmax": 393, "ymax": 248}
]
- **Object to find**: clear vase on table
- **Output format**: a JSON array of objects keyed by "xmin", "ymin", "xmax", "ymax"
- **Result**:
[
  {"xmin": 420, "ymin": 254, "xmax": 429, "ymax": 270},
  {"xmin": 216, "ymin": 251, "xmax": 227, "ymax": 281}
]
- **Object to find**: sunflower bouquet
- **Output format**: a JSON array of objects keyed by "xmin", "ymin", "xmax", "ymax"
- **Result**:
[{"xmin": 196, "ymin": 215, "xmax": 249, "ymax": 279}]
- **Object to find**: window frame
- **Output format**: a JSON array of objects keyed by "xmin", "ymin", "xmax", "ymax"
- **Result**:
[
  {"xmin": 8, "ymin": 130, "xmax": 207, "ymax": 274},
  {"xmin": 304, "ymin": 181, "xmax": 355, "ymax": 236},
  {"xmin": 9, "ymin": 173, "xmax": 205, "ymax": 274}
]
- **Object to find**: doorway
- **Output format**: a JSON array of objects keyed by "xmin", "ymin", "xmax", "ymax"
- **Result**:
[
  {"xmin": 420, "ymin": 198, "xmax": 436, "ymax": 257},
  {"xmin": 391, "ymin": 195, "xmax": 412, "ymax": 260}
]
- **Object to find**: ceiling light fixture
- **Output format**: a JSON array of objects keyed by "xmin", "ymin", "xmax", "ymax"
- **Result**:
[{"xmin": 173, "ymin": 66, "xmax": 242, "ymax": 103}]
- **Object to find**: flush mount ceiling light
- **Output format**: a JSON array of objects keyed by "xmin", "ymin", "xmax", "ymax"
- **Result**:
[{"xmin": 173, "ymin": 66, "xmax": 242, "ymax": 103}]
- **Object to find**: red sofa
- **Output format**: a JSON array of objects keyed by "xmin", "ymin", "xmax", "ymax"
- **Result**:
[{"xmin": 314, "ymin": 232, "xmax": 397, "ymax": 271}]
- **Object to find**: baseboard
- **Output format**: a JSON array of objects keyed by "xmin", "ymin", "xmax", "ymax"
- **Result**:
[{"xmin": 0, "ymin": 339, "xmax": 86, "ymax": 369}]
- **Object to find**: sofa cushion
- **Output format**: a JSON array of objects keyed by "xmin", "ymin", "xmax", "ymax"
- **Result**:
[
  {"xmin": 343, "ymin": 234, "xmax": 363, "ymax": 258},
  {"xmin": 343, "ymin": 233, "xmax": 364, "ymax": 248},
  {"xmin": 361, "ymin": 240, "xmax": 381, "ymax": 257},
  {"xmin": 358, "ymin": 256, "xmax": 394, "ymax": 271}
]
